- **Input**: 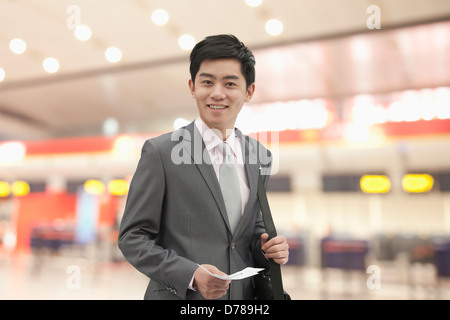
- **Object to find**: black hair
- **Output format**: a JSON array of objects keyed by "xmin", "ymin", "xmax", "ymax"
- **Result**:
[{"xmin": 189, "ymin": 34, "xmax": 256, "ymax": 88}]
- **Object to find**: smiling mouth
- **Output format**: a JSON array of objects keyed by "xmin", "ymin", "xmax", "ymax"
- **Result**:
[{"xmin": 208, "ymin": 105, "xmax": 228, "ymax": 110}]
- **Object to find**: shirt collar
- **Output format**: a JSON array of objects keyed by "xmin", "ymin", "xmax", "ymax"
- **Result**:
[{"xmin": 194, "ymin": 117, "xmax": 239, "ymax": 156}]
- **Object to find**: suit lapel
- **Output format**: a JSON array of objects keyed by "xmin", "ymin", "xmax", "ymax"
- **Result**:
[{"xmin": 181, "ymin": 122, "xmax": 232, "ymax": 233}]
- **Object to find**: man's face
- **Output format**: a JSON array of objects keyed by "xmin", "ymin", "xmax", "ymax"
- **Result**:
[{"xmin": 189, "ymin": 58, "xmax": 255, "ymax": 139}]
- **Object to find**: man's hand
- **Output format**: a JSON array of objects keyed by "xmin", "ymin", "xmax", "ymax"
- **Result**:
[
  {"xmin": 261, "ymin": 233, "xmax": 289, "ymax": 265},
  {"xmin": 193, "ymin": 264, "xmax": 231, "ymax": 299}
]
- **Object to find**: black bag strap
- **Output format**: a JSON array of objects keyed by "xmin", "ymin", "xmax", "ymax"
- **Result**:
[{"xmin": 257, "ymin": 169, "xmax": 285, "ymax": 300}]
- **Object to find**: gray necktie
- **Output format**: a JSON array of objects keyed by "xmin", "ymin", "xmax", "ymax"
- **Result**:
[{"xmin": 219, "ymin": 142, "xmax": 242, "ymax": 234}]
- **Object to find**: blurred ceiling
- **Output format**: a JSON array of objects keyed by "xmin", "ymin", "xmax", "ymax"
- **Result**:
[{"xmin": 0, "ymin": 0, "xmax": 449, "ymax": 141}]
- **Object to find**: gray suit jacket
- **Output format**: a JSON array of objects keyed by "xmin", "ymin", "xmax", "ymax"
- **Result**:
[{"xmin": 118, "ymin": 121, "xmax": 271, "ymax": 300}]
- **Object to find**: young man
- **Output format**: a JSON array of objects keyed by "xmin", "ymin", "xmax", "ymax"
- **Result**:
[{"xmin": 118, "ymin": 34, "xmax": 289, "ymax": 300}]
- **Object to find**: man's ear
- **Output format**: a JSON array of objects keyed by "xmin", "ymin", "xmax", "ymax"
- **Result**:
[
  {"xmin": 188, "ymin": 79, "xmax": 196, "ymax": 98},
  {"xmin": 245, "ymin": 83, "xmax": 256, "ymax": 103}
]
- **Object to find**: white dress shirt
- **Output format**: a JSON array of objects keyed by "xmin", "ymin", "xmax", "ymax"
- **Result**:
[{"xmin": 195, "ymin": 117, "xmax": 250, "ymax": 214}]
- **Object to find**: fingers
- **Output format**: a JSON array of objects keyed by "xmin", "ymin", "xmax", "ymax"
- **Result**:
[
  {"xmin": 260, "ymin": 233, "xmax": 269, "ymax": 246},
  {"xmin": 202, "ymin": 281, "xmax": 230, "ymax": 300},
  {"xmin": 261, "ymin": 234, "xmax": 287, "ymax": 252},
  {"xmin": 194, "ymin": 264, "xmax": 231, "ymax": 300},
  {"xmin": 261, "ymin": 235, "xmax": 289, "ymax": 265}
]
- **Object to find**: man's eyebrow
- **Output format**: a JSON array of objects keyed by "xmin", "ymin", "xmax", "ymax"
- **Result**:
[
  {"xmin": 198, "ymin": 73, "xmax": 241, "ymax": 81},
  {"xmin": 223, "ymin": 75, "xmax": 240, "ymax": 80},
  {"xmin": 199, "ymin": 72, "xmax": 215, "ymax": 79}
]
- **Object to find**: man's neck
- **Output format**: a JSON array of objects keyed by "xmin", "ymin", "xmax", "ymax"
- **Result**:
[{"xmin": 197, "ymin": 117, "xmax": 235, "ymax": 141}]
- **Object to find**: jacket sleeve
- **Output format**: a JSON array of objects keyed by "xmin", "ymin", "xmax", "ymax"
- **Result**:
[{"xmin": 118, "ymin": 139, "xmax": 198, "ymax": 299}]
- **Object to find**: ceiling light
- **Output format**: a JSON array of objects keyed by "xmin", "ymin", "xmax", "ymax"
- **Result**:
[
  {"xmin": 113, "ymin": 135, "xmax": 137, "ymax": 157},
  {"xmin": 151, "ymin": 9, "xmax": 169, "ymax": 26},
  {"xmin": 0, "ymin": 141, "xmax": 26, "ymax": 163},
  {"xmin": 107, "ymin": 179, "xmax": 129, "ymax": 196},
  {"xmin": 43, "ymin": 57, "xmax": 60, "ymax": 73},
  {"xmin": 360, "ymin": 175, "xmax": 391, "ymax": 194},
  {"xmin": 402, "ymin": 174, "xmax": 434, "ymax": 193},
  {"xmin": 11, "ymin": 181, "xmax": 30, "ymax": 197},
  {"xmin": 84, "ymin": 180, "xmax": 105, "ymax": 195},
  {"xmin": 0, "ymin": 182, "xmax": 10, "ymax": 197},
  {"xmin": 0, "ymin": 68, "xmax": 5, "ymax": 82},
  {"xmin": 265, "ymin": 19, "xmax": 283, "ymax": 36},
  {"xmin": 178, "ymin": 34, "xmax": 196, "ymax": 51},
  {"xmin": 245, "ymin": 0, "xmax": 263, "ymax": 7},
  {"xmin": 105, "ymin": 46, "xmax": 122, "ymax": 63},
  {"xmin": 103, "ymin": 117, "xmax": 119, "ymax": 136},
  {"xmin": 74, "ymin": 25, "xmax": 92, "ymax": 41},
  {"xmin": 9, "ymin": 38, "xmax": 27, "ymax": 54}
]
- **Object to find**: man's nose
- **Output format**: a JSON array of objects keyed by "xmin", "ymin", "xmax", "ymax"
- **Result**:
[{"xmin": 210, "ymin": 85, "xmax": 226, "ymax": 100}]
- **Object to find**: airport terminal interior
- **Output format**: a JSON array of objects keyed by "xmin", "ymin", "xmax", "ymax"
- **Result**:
[{"xmin": 1, "ymin": 0, "xmax": 450, "ymax": 300}]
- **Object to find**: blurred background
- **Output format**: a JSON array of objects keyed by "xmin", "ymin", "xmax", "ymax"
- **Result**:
[{"xmin": 1, "ymin": 0, "xmax": 450, "ymax": 300}]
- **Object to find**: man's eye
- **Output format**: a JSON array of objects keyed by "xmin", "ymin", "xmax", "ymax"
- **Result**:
[
  {"xmin": 226, "ymin": 82, "xmax": 237, "ymax": 87},
  {"xmin": 202, "ymin": 80, "xmax": 213, "ymax": 85}
]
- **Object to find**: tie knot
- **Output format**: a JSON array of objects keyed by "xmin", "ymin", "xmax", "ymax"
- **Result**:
[
  {"xmin": 221, "ymin": 142, "xmax": 232, "ymax": 156},
  {"xmin": 220, "ymin": 142, "xmax": 234, "ymax": 164}
]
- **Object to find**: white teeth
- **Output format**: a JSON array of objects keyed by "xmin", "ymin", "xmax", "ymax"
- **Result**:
[{"xmin": 209, "ymin": 105, "xmax": 226, "ymax": 110}]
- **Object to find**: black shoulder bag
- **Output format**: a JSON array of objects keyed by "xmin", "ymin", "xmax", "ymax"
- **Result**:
[{"xmin": 254, "ymin": 168, "xmax": 291, "ymax": 300}]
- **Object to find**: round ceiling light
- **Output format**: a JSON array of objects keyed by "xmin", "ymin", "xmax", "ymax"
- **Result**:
[
  {"xmin": 9, "ymin": 38, "xmax": 27, "ymax": 54},
  {"xmin": 245, "ymin": 0, "xmax": 263, "ymax": 7},
  {"xmin": 178, "ymin": 34, "xmax": 196, "ymax": 51},
  {"xmin": 74, "ymin": 25, "xmax": 92, "ymax": 41},
  {"xmin": 265, "ymin": 19, "xmax": 283, "ymax": 36},
  {"xmin": 42, "ymin": 57, "xmax": 60, "ymax": 73},
  {"xmin": 105, "ymin": 46, "xmax": 122, "ymax": 63},
  {"xmin": 151, "ymin": 9, "xmax": 169, "ymax": 26}
]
